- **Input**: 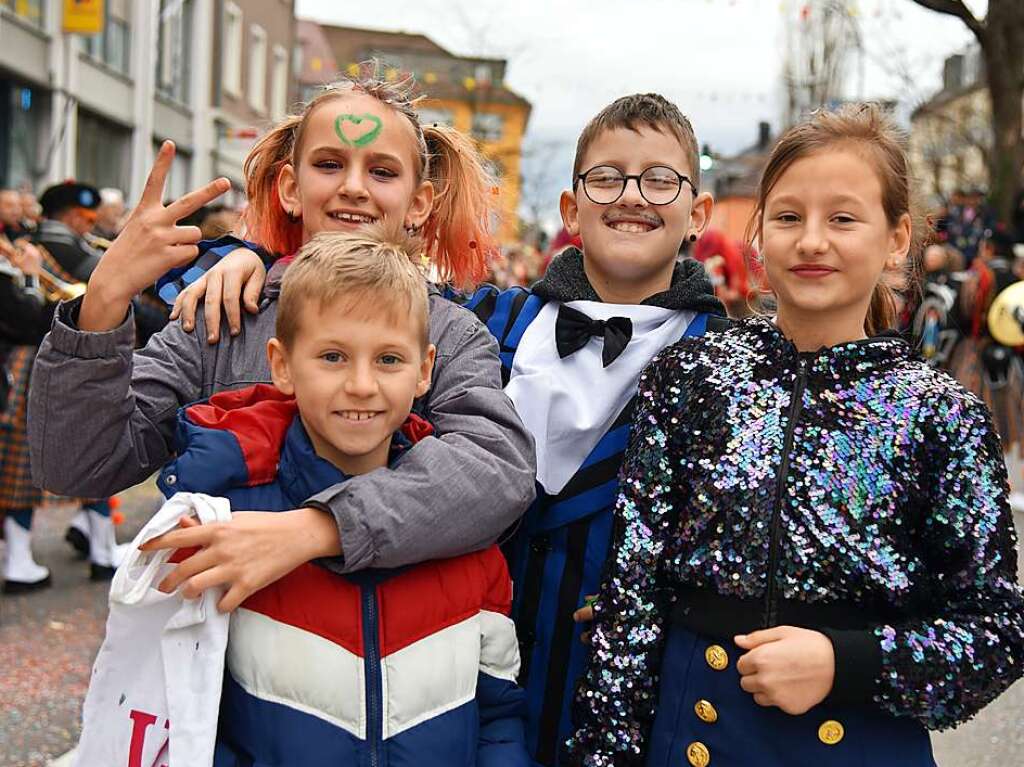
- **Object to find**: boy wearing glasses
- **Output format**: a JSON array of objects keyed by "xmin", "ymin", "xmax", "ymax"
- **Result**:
[{"xmin": 467, "ymin": 93, "xmax": 726, "ymax": 765}]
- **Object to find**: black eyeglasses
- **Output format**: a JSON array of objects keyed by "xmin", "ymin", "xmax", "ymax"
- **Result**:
[{"xmin": 574, "ymin": 165, "xmax": 697, "ymax": 206}]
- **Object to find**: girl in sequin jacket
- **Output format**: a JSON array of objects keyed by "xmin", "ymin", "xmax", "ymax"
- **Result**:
[{"xmin": 567, "ymin": 105, "xmax": 1024, "ymax": 767}]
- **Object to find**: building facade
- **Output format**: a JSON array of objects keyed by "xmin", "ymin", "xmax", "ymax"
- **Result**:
[
  {"xmin": 0, "ymin": 0, "xmax": 295, "ymax": 204},
  {"xmin": 297, "ymin": 22, "xmax": 532, "ymax": 243},
  {"xmin": 211, "ymin": 0, "xmax": 296, "ymax": 198},
  {"xmin": 909, "ymin": 46, "xmax": 991, "ymax": 202}
]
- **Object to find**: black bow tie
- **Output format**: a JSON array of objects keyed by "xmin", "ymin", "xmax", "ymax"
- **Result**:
[{"xmin": 555, "ymin": 305, "xmax": 633, "ymax": 367}]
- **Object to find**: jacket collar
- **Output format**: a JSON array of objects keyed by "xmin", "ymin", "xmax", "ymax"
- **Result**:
[
  {"xmin": 532, "ymin": 247, "xmax": 724, "ymax": 314},
  {"xmin": 739, "ymin": 315, "xmax": 911, "ymax": 379},
  {"xmin": 173, "ymin": 384, "xmax": 432, "ymax": 502}
]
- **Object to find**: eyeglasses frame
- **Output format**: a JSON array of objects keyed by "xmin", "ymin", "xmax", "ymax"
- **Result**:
[{"xmin": 574, "ymin": 164, "xmax": 698, "ymax": 206}]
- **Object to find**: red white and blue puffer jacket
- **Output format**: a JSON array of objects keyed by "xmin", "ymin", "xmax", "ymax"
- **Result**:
[{"xmin": 158, "ymin": 384, "xmax": 529, "ymax": 767}]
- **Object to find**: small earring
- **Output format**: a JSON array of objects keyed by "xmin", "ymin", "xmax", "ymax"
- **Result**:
[
  {"xmin": 286, "ymin": 209, "xmax": 299, "ymax": 223},
  {"xmin": 405, "ymin": 222, "xmax": 420, "ymax": 234},
  {"xmin": 689, "ymin": 233, "xmax": 698, "ymax": 243}
]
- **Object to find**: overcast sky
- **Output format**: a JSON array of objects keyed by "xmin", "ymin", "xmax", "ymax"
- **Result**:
[{"xmin": 296, "ymin": 0, "xmax": 984, "ymax": 222}]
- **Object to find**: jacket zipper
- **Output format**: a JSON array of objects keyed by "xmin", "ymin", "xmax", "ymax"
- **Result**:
[
  {"xmin": 362, "ymin": 584, "xmax": 383, "ymax": 767},
  {"xmin": 764, "ymin": 357, "xmax": 808, "ymax": 628}
]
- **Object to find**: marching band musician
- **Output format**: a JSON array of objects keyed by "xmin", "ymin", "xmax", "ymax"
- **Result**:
[
  {"xmin": 3, "ymin": 183, "xmax": 132, "ymax": 587},
  {"xmin": 0, "ymin": 234, "xmax": 57, "ymax": 593}
]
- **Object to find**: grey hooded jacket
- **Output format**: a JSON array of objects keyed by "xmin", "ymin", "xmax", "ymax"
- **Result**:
[{"xmin": 28, "ymin": 281, "xmax": 536, "ymax": 573}]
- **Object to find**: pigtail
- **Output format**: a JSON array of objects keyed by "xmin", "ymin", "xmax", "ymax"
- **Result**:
[
  {"xmin": 241, "ymin": 115, "xmax": 305, "ymax": 257},
  {"xmin": 865, "ymin": 282, "xmax": 898, "ymax": 336},
  {"xmin": 421, "ymin": 124, "xmax": 498, "ymax": 290}
]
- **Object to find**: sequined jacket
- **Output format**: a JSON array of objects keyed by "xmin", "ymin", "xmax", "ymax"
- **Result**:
[{"xmin": 568, "ymin": 316, "xmax": 1024, "ymax": 764}]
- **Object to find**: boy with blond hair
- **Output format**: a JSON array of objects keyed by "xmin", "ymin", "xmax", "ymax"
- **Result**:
[{"xmin": 151, "ymin": 228, "xmax": 528, "ymax": 766}]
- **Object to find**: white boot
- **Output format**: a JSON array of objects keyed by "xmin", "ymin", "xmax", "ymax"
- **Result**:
[
  {"xmin": 88, "ymin": 508, "xmax": 130, "ymax": 580},
  {"xmin": 65, "ymin": 508, "xmax": 91, "ymax": 558},
  {"xmin": 3, "ymin": 515, "xmax": 51, "ymax": 593}
]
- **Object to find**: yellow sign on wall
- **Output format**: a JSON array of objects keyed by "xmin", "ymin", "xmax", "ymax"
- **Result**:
[{"xmin": 63, "ymin": 0, "xmax": 105, "ymax": 35}]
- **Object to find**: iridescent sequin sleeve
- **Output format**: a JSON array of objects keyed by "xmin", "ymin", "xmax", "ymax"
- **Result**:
[
  {"xmin": 565, "ymin": 355, "xmax": 685, "ymax": 766},
  {"xmin": 874, "ymin": 394, "xmax": 1024, "ymax": 729}
]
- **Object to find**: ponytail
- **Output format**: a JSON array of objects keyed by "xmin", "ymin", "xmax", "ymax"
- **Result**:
[
  {"xmin": 865, "ymin": 282, "xmax": 898, "ymax": 337},
  {"xmin": 241, "ymin": 114, "xmax": 305, "ymax": 257},
  {"xmin": 421, "ymin": 124, "xmax": 497, "ymax": 290}
]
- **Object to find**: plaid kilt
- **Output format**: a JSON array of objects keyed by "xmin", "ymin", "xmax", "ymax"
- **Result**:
[{"xmin": 0, "ymin": 345, "xmax": 43, "ymax": 509}]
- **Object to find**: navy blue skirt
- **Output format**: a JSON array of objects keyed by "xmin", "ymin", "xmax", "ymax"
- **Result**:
[{"xmin": 645, "ymin": 627, "xmax": 936, "ymax": 767}]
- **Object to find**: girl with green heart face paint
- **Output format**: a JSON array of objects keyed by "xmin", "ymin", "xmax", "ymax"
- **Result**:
[{"xmin": 237, "ymin": 75, "xmax": 498, "ymax": 291}]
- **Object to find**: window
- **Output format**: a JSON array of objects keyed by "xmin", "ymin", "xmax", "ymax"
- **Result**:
[
  {"xmin": 1, "ymin": 83, "xmax": 43, "ymax": 189},
  {"xmin": 80, "ymin": 6, "xmax": 132, "ymax": 76},
  {"xmin": 474, "ymin": 64, "xmax": 492, "ymax": 86},
  {"xmin": 76, "ymin": 110, "xmax": 131, "ymax": 192},
  {"xmin": 2, "ymin": 0, "xmax": 44, "ymax": 28},
  {"xmin": 153, "ymin": 140, "xmax": 191, "ymax": 199},
  {"xmin": 471, "ymin": 112, "xmax": 504, "ymax": 142},
  {"xmin": 248, "ymin": 25, "xmax": 267, "ymax": 112},
  {"xmin": 157, "ymin": 0, "xmax": 193, "ymax": 104},
  {"xmin": 270, "ymin": 45, "xmax": 288, "ymax": 120},
  {"xmin": 222, "ymin": 2, "xmax": 242, "ymax": 97},
  {"xmin": 417, "ymin": 107, "xmax": 454, "ymax": 127}
]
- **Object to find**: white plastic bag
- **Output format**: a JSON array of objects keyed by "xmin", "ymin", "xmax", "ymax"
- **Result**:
[{"xmin": 73, "ymin": 493, "xmax": 232, "ymax": 767}]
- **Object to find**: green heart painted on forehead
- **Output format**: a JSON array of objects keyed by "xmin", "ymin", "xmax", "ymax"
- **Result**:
[{"xmin": 333, "ymin": 113, "xmax": 384, "ymax": 147}]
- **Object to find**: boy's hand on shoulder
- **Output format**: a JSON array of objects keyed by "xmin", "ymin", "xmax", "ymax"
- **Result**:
[
  {"xmin": 140, "ymin": 507, "xmax": 343, "ymax": 612},
  {"xmin": 734, "ymin": 626, "xmax": 835, "ymax": 715}
]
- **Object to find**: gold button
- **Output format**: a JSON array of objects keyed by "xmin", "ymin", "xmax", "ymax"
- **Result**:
[
  {"xmin": 704, "ymin": 644, "xmax": 729, "ymax": 671},
  {"xmin": 694, "ymin": 699, "xmax": 718, "ymax": 723},
  {"xmin": 686, "ymin": 741, "xmax": 711, "ymax": 767},
  {"xmin": 818, "ymin": 720, "xmax": 845, "ymax": 745}
]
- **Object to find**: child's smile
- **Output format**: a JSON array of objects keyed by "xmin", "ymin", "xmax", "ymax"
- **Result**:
[{"xmin": 602, "ymin": 209, "xmax": 663, "ymax": 235}]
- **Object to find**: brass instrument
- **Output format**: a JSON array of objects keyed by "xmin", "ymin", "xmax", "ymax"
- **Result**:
[
  {"xmin": 37, "ymin": 265, "xmax": 88, "ymax": 301},
  {"xmin": 0, "ymin": 234, "xmax": 88, "ymax": 302},
  {"xmin": 85, "ymin": 232, "xmax": 112, "ymax": 252}
]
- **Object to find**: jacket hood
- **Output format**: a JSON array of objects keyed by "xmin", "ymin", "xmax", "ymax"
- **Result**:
[{"xmin": 533, "ymin": 246, "xmax": 725, "ymax": 315}]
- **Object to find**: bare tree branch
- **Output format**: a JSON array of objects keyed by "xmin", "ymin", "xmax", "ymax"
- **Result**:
[{"xmin": 909, "ymin": 0, "xmax": 986, "ymax": 41}]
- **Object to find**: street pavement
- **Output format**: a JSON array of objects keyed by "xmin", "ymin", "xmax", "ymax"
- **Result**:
[{"xmin": 0, "ymin": 482, "xmax": 1021, "ymax": 766}]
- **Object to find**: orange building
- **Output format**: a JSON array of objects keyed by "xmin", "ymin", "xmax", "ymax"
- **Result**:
[{"xmin": 296, "ymin": 21, "xmax": 532, "ymax": 244}]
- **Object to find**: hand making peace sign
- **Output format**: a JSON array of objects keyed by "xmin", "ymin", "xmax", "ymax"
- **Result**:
[{"xmin": 79, "ymin": 140, "xmax": 231, "ymax": 332}]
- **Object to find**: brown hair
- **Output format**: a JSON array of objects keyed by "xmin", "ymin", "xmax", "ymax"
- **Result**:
[
  {"xmin": 275, "ymin": 223, "xmax": 429, "ymax": 350},
  {"xmin": 745, "ymin": 103, "xmax": 929, "ymax": 335},
  {"xmin": 243, "ymin": 61, "xmax": 497, "ymax": 289},
  {"xmin": 572, "ymin": 93, "xmax": 701, "ymax": 189}
]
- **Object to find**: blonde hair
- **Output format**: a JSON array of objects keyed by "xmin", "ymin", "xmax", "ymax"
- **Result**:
[
  {"xmin": 243, "ymin": 61, "xmax": 497, "ymax": 289},
  {"xmin": 276, "ymin": 224, "xmax": 429, "ymax": 349},
  {"xmin": 745, "ymin": 103, "xmax": 929, "ymax": 335}
]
